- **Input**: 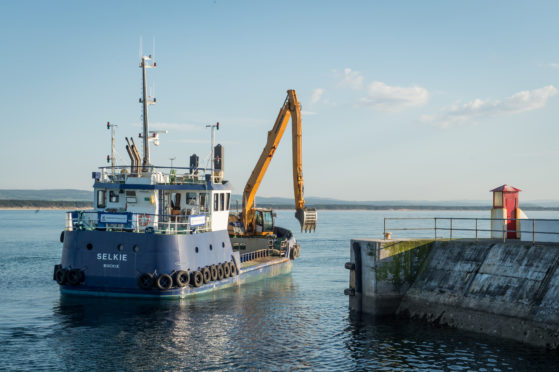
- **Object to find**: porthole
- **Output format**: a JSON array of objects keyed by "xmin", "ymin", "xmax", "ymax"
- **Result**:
[
  {"xmin": 195, "ymin": 247, "xmax": 199, "ymax": 253},
  {"xmin": 209, "ymin": 244, "xmax": 213, "ymax": 251},
  {"xmin": 222, "ymin": 242, "xmax": 225, "ymax": 248},
  {"xmin": 86, "ymin": 243, "xmax": 93, "ymax": 250},
  {"xmin": 133, "ymin": 245, "xmax": 139, "ymax": 253},
  {"xmin": 117, "ymin": 244, "xmax": 124, "ymax": 252}
]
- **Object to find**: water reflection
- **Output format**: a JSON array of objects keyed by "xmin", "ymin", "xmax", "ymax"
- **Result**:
[
  {"xmin": 3, "ymin": 210, "xmax": 559, "ymax": 370},
  {"xmin": 50, "ymin": 274, "xmax": 324, "ymax": 370},
  {"xmin": 344, "ymin": 312, "xmax": 559, "ymax": 371}
]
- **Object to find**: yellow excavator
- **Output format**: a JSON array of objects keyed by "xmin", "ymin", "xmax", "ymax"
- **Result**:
[{"xmin": 230, "ymin": 89, "xmax": 317, "ymax": 239}]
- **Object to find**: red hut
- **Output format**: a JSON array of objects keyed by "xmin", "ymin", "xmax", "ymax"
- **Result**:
[{"xmin": 490, "ymin": 184, "xmax": 521, "ymax": 239}]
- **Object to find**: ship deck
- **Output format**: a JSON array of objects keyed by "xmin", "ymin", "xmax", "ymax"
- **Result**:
[{"xmin": 241, "ymin": 255, "xmax": 285, "ymax": 269}]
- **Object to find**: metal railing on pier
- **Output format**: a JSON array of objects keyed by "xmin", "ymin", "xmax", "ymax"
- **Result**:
[{"xmin": 383, "ymin": 217, "xmax": 559, "ymax": 245}]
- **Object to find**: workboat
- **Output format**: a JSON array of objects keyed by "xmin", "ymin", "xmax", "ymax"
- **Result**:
[{"xmin": 53, "ymin": 55, "xmax": 317, "ymax": 298}]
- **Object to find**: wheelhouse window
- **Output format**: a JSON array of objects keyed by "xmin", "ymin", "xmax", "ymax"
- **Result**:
[
  {"xmin": 171, "ymin": 193, "xmax": 181, "ymax": 214},
  {"xmin": 200, "ymin": 193, "xmax": 207, "ymax": 212},
  {"xmin": 226, "ymin": 193, "xmax": 230, "ymax": 210},
  {"xmin": 97, "ymin": 190, "xmax": 106, "ymax": 208},
  {"xmin": 109, "ymin": 191, "xmax": 119, "ymax": 203},
  {"xmin": 220, "ymin": 193, "xmax": 225, "ymax": 211},
  {"xmin": 186, "ymin": 192, "xmax": 197, "ymax": 205},
  {"xmin": 126, "ymin": 191, "xmax": 136, "ymax": 203},
  {"xmin": 214, "ymin": 193, "xmax": 219, "ymax": 211}
]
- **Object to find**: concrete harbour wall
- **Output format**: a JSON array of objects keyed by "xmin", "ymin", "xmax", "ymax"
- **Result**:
[{"xmin": 346, "ymin": 238, "xmax": 559, "ymax": 348}]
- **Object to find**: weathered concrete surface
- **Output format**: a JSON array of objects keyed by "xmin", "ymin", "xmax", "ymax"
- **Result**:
[
  {"xmin": 347, "ymin": 239, "xmax": 434, "ymax": 316},
  {"xmin": 347, "ymin": 238, "xmax": 559, "ymax": 349}
]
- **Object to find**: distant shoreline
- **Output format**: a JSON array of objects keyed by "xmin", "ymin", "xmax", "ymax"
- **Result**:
[
  {"xmin": 1, "ymin": 200, "xmax": 558, "ymax": 212},
  {"xmin": 0, "ymin": 207, "xmax": 94, "ymax": 211}
]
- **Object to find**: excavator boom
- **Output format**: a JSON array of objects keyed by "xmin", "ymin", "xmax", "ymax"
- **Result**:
[{"xmin": 241, "ymin": 89, "xmax": 317, "ymax": 233}]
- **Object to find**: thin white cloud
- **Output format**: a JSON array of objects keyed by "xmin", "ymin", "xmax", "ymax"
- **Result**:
[
  {"xmin": 421, "ymin": 85, "xmax": 557, "ymax": 128},
  {"xmin": 170, "ymin": 139, "xmax": 238, "ymax": 145},
  {"xmin": 310, "ymin": 88, "xmax": 324, "ymax": 105},
  {"xmin": 547, "ymin": 63, "xmax": 559, "ymax": 69},
  {"xmin": 169, "ymin": 139, "xmax": 208, "ymax": 144},
  {"xmin": 359, "ymin": 81, "xmax": 429, "ymax": 111},
  {"xmin": 301, "ymin": 110, "xmax": 317, "ymax": 116},
  {"xmin": 151, "ymin": 122, "xmax": 200, "ymax": 132},
  {"xmin": 340, "ymin": 68, "xmax": 363, "ymax": 90}
]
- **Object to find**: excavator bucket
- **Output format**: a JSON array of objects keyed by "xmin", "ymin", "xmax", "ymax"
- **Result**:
[{"xmin": 295, "ymin": 208, "xmax": 318, "ymax": 233}]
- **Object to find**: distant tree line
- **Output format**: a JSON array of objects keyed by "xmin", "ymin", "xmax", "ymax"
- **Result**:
[
  {"xmin": 0, "ymin": 200, "xmax": 93, "ymax": 208},
  {"xmin": 1, "ymin": 199, "xmax": 557, "ymax": 211},
  {"xmin": 256, "ymin": 204, "xmax": 559, "ymax": 211}
]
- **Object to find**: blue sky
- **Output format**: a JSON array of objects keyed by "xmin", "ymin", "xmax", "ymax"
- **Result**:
[{"xmin": 1, "ymin": 1, "xmax": 558, "ymax": 201}]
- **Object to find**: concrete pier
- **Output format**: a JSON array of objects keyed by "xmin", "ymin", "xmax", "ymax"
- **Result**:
[{"xmin": 346, "ymin": 238, "xmax": 559, "ymax": 349}]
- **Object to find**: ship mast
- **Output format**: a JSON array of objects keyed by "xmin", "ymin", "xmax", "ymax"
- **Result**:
[{"xmin": 139, "ymin": 55, "xmax": 156, "ymax": 171}]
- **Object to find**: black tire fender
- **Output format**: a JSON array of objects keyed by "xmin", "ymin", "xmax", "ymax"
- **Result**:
[
  {"xmin": 229, "ymin": 261, "xmax": 237, "ymax": 276},
  {"xmin": 191, "ymin": 271, "xmax": 203, "ymax": 287},
  {"xmin": 217, "ymin": 264, "xmax": 224, "ymax": 280},
  {"xmin": 223, "ymin": 262, "xmax": 231, "ymax": 278},
  {"xmin": 138, "ymin": 273, "xmax": 154, "ymax": 290},
  {"xmin": 55, "ymin": 268, "xmax": 67, "ymax": 285},
  {"xmin": 59, "ymin": 231, "xmax": 64, "ymax": 243},
  {"xmin": 174, "ymin": 270, "xmax": 189, "ymax": 287},
  {"xmin": 210, "ymin": 265, "xmax": 218, "ymax": 281},
  {"xmin": 67, "ymin": 269, "xmax": 83, "ymax": 286},
  {"xmin": 156, "ymin": 274, "xmax": 173, "ymax": 291},
  {"xmin": 202, "ymin": 267, "xmax": 211, "ymax": 284}
]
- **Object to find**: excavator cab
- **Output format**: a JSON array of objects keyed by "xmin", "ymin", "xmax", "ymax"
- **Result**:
[{"xmin": 254, "ymin": 209, "xmax": 275, "ymax": 235}]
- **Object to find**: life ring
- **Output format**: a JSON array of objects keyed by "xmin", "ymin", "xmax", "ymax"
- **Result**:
[
  {"xmin": 138, "ymin": 273, "xmax": 154, "ymax": 290},
  {"xmin": 229, "ymin": 261, "xmax": 237, "ymax": 276},
  {"xmin": 174, "ymin": 270, "xmax": 189, "ymax": 287},
  {"xmin": 191, "ymin": 271, "xmax": 203, "ymax": 287},
  {"xmin": 156, "ymin": 274, "xmax": 173, "ymax": 291},
  {"xmin": 202, "ymin": 267, "xmax": 211, "ymax": 284},
  {"xmin": 139, "ymin": 214, "xmax": 151, "ymax": 227}
]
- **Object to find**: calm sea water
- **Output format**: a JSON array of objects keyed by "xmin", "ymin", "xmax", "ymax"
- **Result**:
[{"xmin": 1, "ymin": 209, "xmax": 558, "ymax": 371}]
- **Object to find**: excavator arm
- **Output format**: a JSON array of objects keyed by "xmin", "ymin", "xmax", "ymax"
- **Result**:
[{"xmin": 241, "ymin": 89, "xmax": 317, "ymax": 233}]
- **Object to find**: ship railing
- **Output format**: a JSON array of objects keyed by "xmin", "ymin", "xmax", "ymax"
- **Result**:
[
  {"xmin": 66, "ymin": 211, "xmax": 211, "ymax": 235},
  {"xmin": 384, "ymin": 217, "xmax": 559, "ymax": 245},
  {"xmin": 240, "ymin": 249, "xmax": 272, "ymax": 263},
  {"xmin": 95, "ymin": 165, "xmax": 218, "ymax": 185}
]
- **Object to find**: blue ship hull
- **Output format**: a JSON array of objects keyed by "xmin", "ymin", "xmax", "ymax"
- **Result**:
[
  {"xmin": 56, "ymin": 229, "xmax": 293, "ymax": 298},
  {"xmin": 60, "ymin": 256, "xmax": 293, "ymax": 299}
]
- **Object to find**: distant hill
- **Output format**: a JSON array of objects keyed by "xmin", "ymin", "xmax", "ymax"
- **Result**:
[
  {"xmin": 1, "ymin": 189, "xmax": 558, "ymax": 210},
  {"xmin": 0, "ymin": 189, "xmax": 92, "ymax": 201},
  {"xmin": 0, "ymin": 200, "xmax": 92, "ymax": 208}
]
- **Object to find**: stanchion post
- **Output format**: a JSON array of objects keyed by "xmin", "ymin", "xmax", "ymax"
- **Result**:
[
  {"xmin": 475, "ymin": 218, "xmax": 478, "ymax": 242},
  {"xmin": 450, "ymin": 218, "xmax": 453, "ymax": 240},
  {"xmin": 532, "ymin": 219, "xmax": 535, "ymax": 245}
]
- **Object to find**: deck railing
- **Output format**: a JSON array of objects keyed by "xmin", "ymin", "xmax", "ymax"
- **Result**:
[
  {"xmin": 383, "ymin": 217, "xmax": 559, "ymax": 245},
  {"xmin": 240, "ymin": 249, "xmax": 272, "ymax": 263},
  {"xmin": 94, "ymin": 165, "xmax": 220, "ymax": 185},
  {"xmin": 66, "ymin": 210, "xmax": 211, "ymax": 235}
]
